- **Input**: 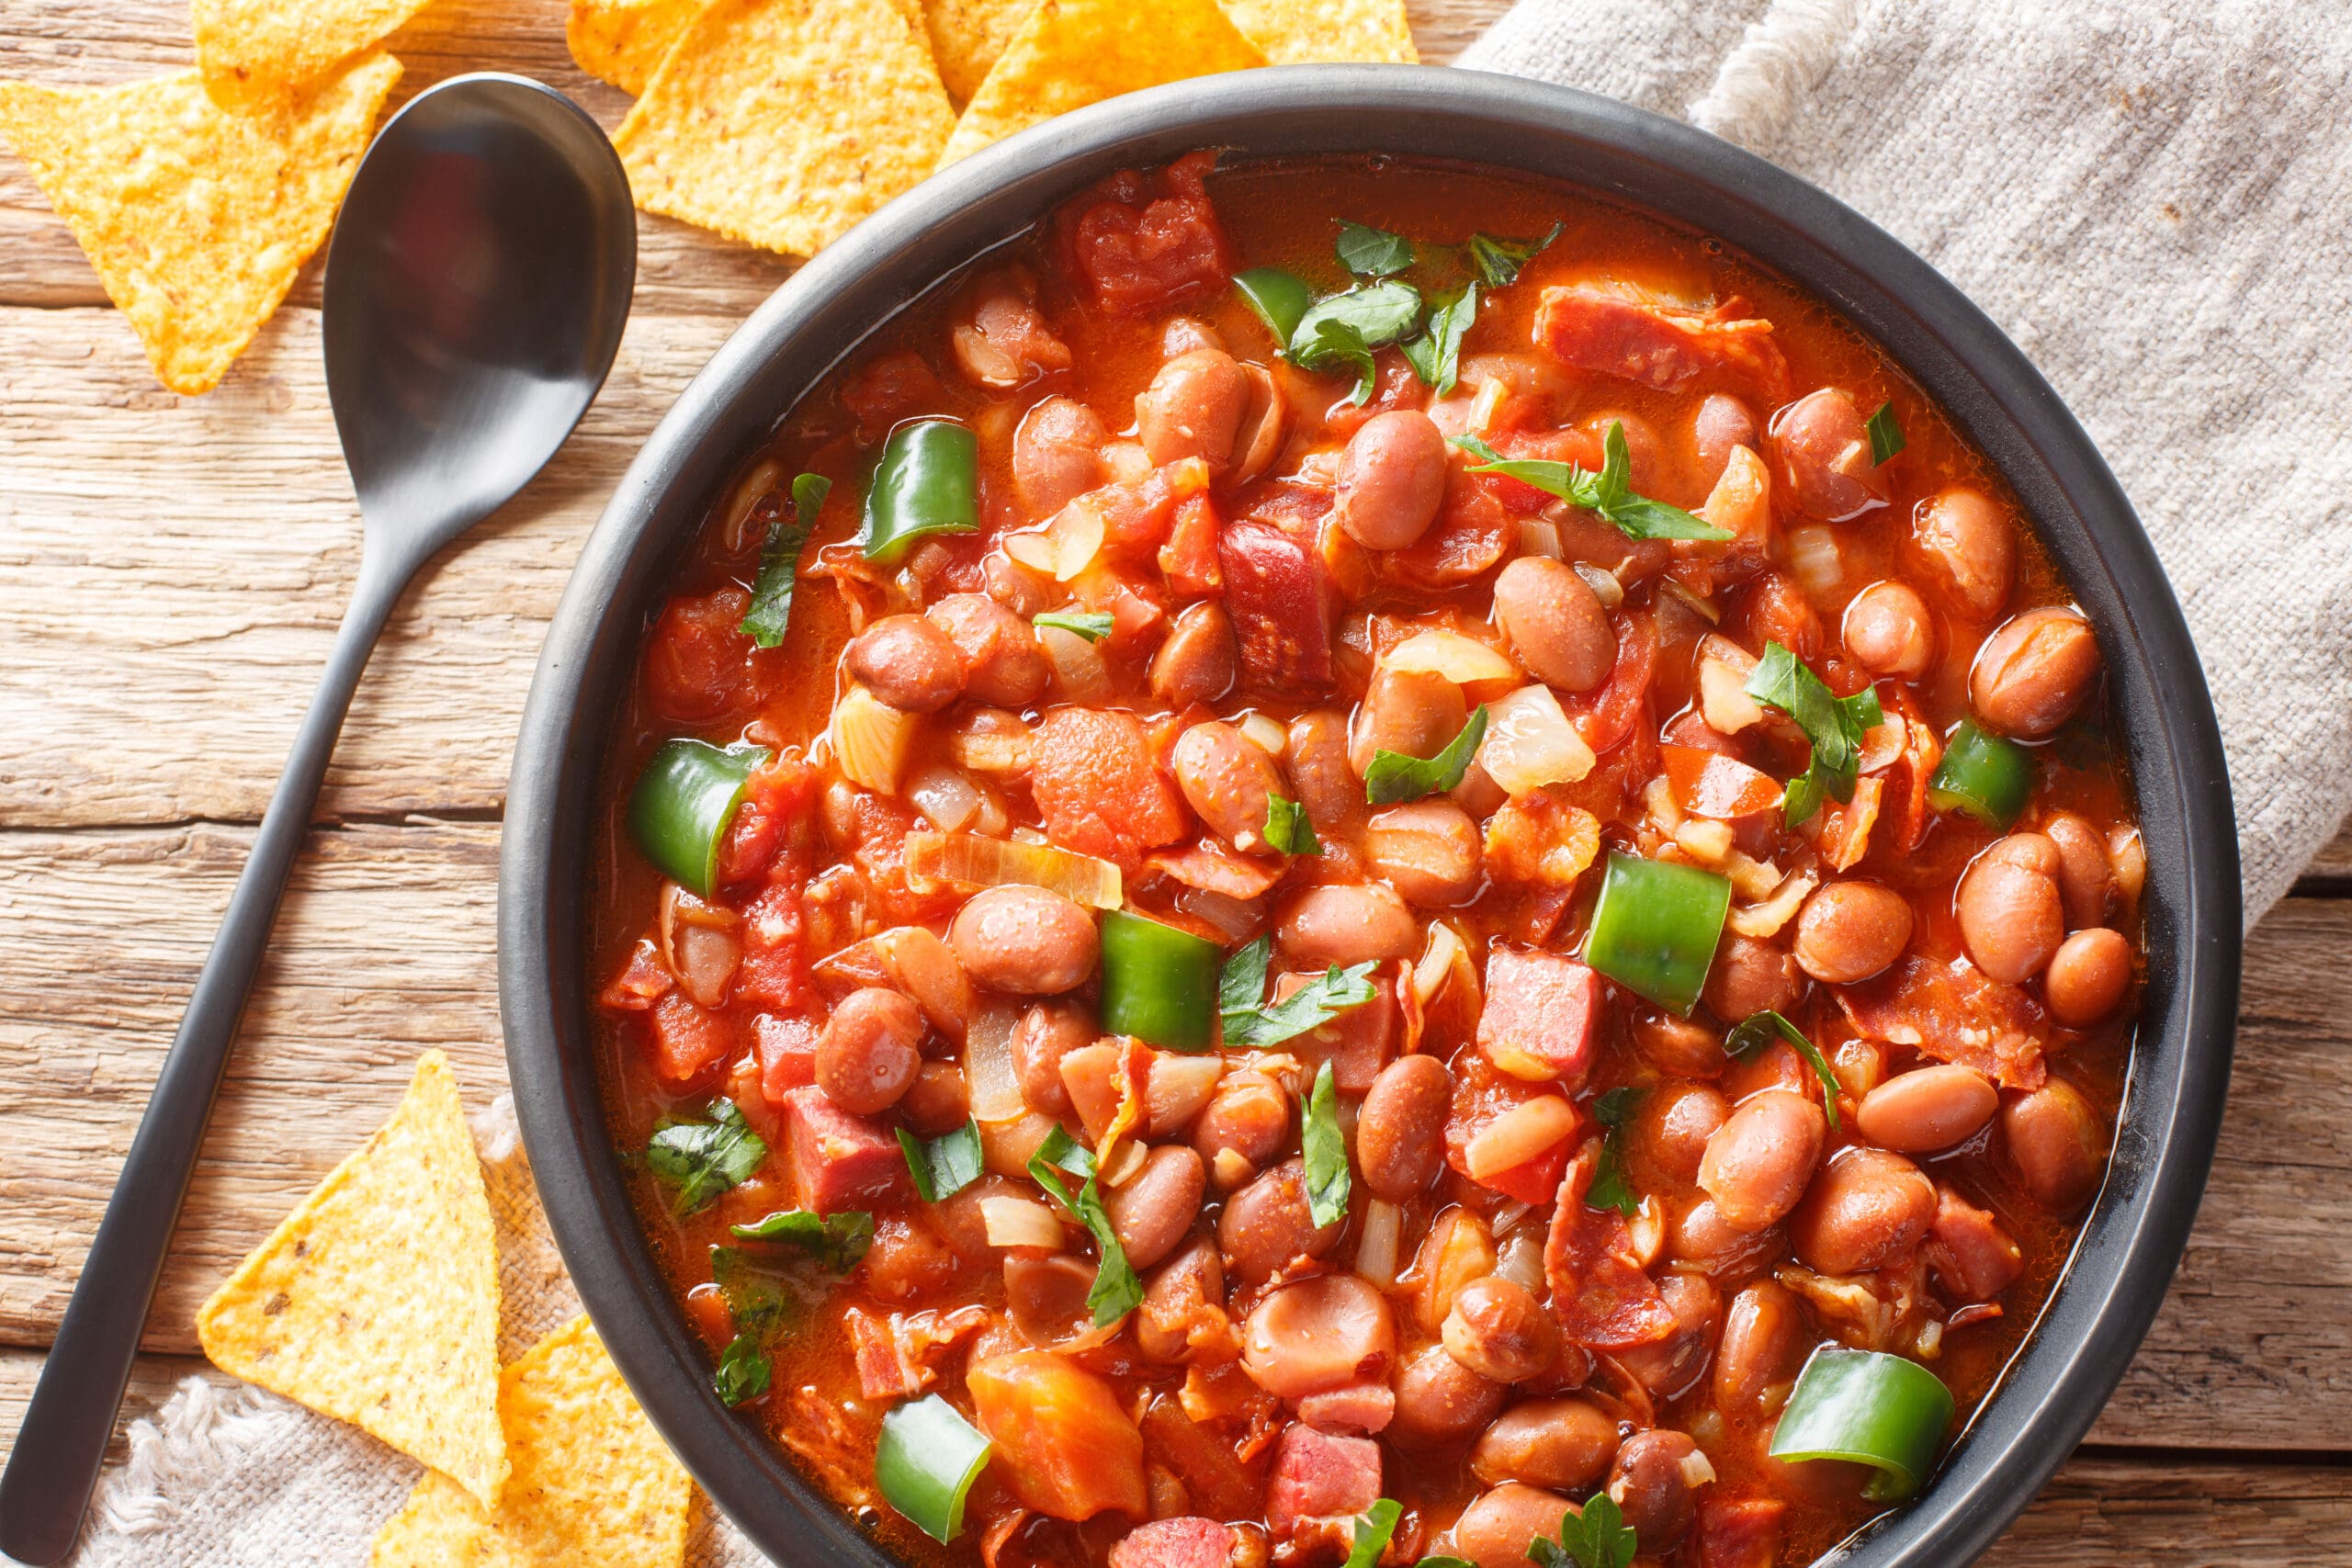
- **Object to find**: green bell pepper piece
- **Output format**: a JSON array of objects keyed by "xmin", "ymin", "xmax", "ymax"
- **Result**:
[
  {"xmin": 1099, "ymin": 909, "xmax": 1221, "ymax": 1052},
  {"xmin": 1583, "ymin": 851, "xmax": 1732, "ymax": 1018},
  {"xmin": 1926, "ymin": 717, "xmax": 2034, "ymax": 830},
  {"xmin": 627, "ymin": 739, "xmax": 770, "ymax": 898},
  {"xmin": 1235, "ymin": 267, "xmax": 1314, "ymax": 350},
  {"xmin": 859, "ymin": 420, "xmax": 978, "ymax": 563},
  {"xmin": 875, "ymin": 1394, "xmax": 992, "ymax": 1541},
  {"xmin": 1770, "ymin": 1346, "xmax": 1956, "ymax": 1503}
]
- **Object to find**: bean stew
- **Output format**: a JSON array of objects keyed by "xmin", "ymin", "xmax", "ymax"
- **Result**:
[{"xmin": 590, "ymin": 152, "xmax": 2141, "ymax": 1568}]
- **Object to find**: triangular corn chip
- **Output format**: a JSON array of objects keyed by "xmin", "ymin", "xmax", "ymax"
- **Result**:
[
  {"xmin": 922, "ymin": 0, "xmax": 1037, "ymax": 106},
  {"xmin": 370, "ymin": 1316, "xmax": 692, "ymax": 1568},
  {"xmin": 0, "ymin": 55, "xmax": 399, "ymax": 397},
  {"xmin": 198, "ymin": 1051, "xmax": 508, "ymax": 1509},
  {"xmin": 1218, "ymin": 0, "xmax": 1417, "ymax": 64},
  {"xmin": 940, "ymin": 0, "xmax": 1266, "ymax": 167},
  {"xmin": 567, "ymin": 0, "xmax": 706, "ymax": 96},
  {"xmin": 614, "ymin": 0, "xmax": 956, "ymax": 257},
  {"xmin": 192, "ymin": 0, "xmax": 428, "ymax": 111}
]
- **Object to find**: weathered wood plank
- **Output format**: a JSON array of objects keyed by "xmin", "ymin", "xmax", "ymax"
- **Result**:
[
  {"xmin": 2299, "ymin": 815, "xmax": 2352, "ymax": 885},
  {"xmin": 0, "ymin": 813, "xmax": 2345, "ymax": 1447}
]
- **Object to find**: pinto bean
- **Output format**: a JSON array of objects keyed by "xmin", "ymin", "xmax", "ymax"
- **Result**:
[
  {"xmin": 1278, "ymin": 883, "xmax": 1419, "ymax": 967},
  {"xmin": 1286, "ymin": 708, "xmax": 1363, "ymax": 836},
  {"xmin": 1193, "ymin": 1070, "xmax": 1291, "ymax": 1186},
  {"xmin": 1792, "ymin": 880, "xmax": 1914, "ymax": 985},
  {"xmin": 2047, "ymin": 927, "xmax": 2132, "ymax": 1026},
  {"xmin": 1629, "ymin": 1083, "xmax": 1729, "ymax": 1189},
  {"xmin": 1242, "ymin": 1274, "xmax": 1396, "ymax": 1398},
  {"xmin": 1218, "ymin": 1157, "xmax": 1340, "ymax": 1283},
  {"xmin": 1014, "ymin": 396, "xmax": 1110, "ymax": 519},
  {"xmin": 2003, "ymin": 1079, "xmax": 2106, "ymax": 1211},
  {"xmin": 1442, "ymin": 1276, "xmax": 1558, "ymax": 1383},
  {"xmin": 1357, "ymin": 1055, "xmax": 1453, "ymax": 1201},
  {"xmin": 950, "ymin": 885, "xmax": 1100, "ymax": 995},
  {"xmin": 844, "ymin": 615, "xmax": 966, "ymax": 714},
  {"xmin": 1703, "ymin": 933, "xmax": 1807, "ymax": 1022},
  {"xmin": 1856, "ymin": 1065, "xmax": 1997, "ymax": 1152},
  {"xmin": 1493, "ymin": 556, "xmax": 1617, "ymax": 694},
  {"xmin": 1770, "ymin": 389, "xmax": 1883, "ymax": 523},
  {"xmin": 1151, "ymin": 602, "xmax": 1238, "ymax": 706},
  {"xmin": 1614, "ymin": 1274, "xmax": 1723, "ymax": 1399},
  {"xmin": 901, "ymin": 1060, "xmax": 971, "ymax": 1134},
  {"xmin": 1632, "ymin": 1010, "xmax": 1728, "ymax": 1079},
  {"xmin": 1471, "ymin": 1399, "xmax": 1620, "ymax": 1493},
  {"xmin": 1453, "ymin": 1484, "xmax": 1577, "ymax": 1568},
  {"xmin": 1957, "ymin": 833, "xmax": 2066, "ymax": 984},
  {"xmin": 1172, "ymin": 721, "xmax": 1286, "ymax": 855},
  {"xmin": 2043, "ymin": 811, "xmax": 2118, "ymax": 930},
  {"xmin": 1351, "ymin": 667, "xmax": 1470, "ymax": 776},
  {"xmin": 1138, "ymin": 349, "xmax": 1251, "ymax": 473},
  {"xmin": 1390, "ymin": 1342, "xmax": 1506, "ymax": 1450},
  {"xmin": 1699, "ymin": 1089, "xmax": 1826, "ymax": 1233},
  {"xmin": 1911, "ymin": 488, "xmax": 2015, "ymax": 620},
  {"xmin": 1840, "ymin": 581, "xmax": 1934, "ymax": 680},
  {"xmin": 1609, "ymin": 1430, "xmax": 1703, "ymax": 1551},
  {"xmin": 927, "ymin": 592, "xmax": 1051, "ymax": 707},
  {"xmin": 1365, "ymin": 800, "xmax": 1483, "ymax": 905},
  {"xmin": 1004, "ymin": 1253, "xmax": 1098, "ymax": 1343},
  {"xmin": 1104, "ymin": 1145, "xmax": 1206, "ymax": 1270},
  {"xmin": 1136, "ymin": 1237, "xmax": 1226, "ymax": 1361},
  {"xmin": 817, "ymin": 987, "xmax": 923, "ymax": 1113},
  {"xmin": 1013, "ymin": 999, "xmax": 1093, "ymax": 1116},
  {"xmin": 1789, "ymin": 1146, "xmax": 1937, "ymax": 1274},
  {"xmin": 1971, "ymin": 606, "xmax": 2101, "ymax": 738},
  {"xmin": 1713, "ymin": 1280, "xmax": 1810, "ymax": 1420},
  {"xmin": 1691, "ymin": 394, "xmax": 1759, "ymax": 489},
  {"xmin": 1335, "ymin": 410, "xmax": 1451, "ymax": 549},
  {"xmin": 1670, "ymin": 1197, "xmax": 1785, "ymax": 1276}
]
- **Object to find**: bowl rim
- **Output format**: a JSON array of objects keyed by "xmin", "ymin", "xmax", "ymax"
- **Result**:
[{"xmin": 499, "ymin": 64, "xmax": 2242, "ymax": 1568}]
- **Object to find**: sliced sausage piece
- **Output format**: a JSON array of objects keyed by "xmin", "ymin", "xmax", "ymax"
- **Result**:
[
  {"xmin": 1923, "ymin": 1183, "xmax": 2024, "ymax": 1300},
  {"xmin": 1109, "ymin": 1518, "xmax": 1237, "ymax": 1568},
  {"xmin": 1219, "ymin": 520, "xmax": 1335, "ymax": 693},
  {"xmin": 1477, "ymin": 947, "xmax": 1605, "ymax": 1089},
  {"xmin": 780, "ymin": 1085, "xmax": 906, "ymax": 1213},
  {"xmin": 1266, "ymin": 1427, "xmax": 1382, "ymax": 1540}
]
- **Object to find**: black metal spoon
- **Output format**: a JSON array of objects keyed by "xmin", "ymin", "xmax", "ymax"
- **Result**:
[{"xmin": 0, "ymin": 73, "xmax": 635, "ymax": 1564}]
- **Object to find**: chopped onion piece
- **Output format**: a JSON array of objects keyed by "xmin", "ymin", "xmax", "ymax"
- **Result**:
[
  {"xmin": 1479, "ymin": 684, "xmax": 1596, "ymax": 795},
  {"xmin": 1097, "ymin": 1139, "xmax": 1148, "ymax": 1190},
  {"xmin": 1464, "ymin": 1095, "xmax": 1578, "ymax": 1180},
  {"xmin": 1643, "ymin": 774, "xmax": 1685, "ymax": 832},
  {"xmin": 1147, "ymin": 1055, "xmax": 1225, "ymax": 1135},
  {"xmin": 1728, "ymin": 866, "xmax": 1819, "ymax": 939},
  {"xmin": 1699, "ymin": 656, "xmax": 1766, "ymax": 735},
  {"xmin": 944, "ymin": 710, "xmax": 1034, "ymax": 777},
  {"xmin": 1517, "ymin": 518, "xmax": 1563, "ymax": 559},
  {"xmin": 1674, "ymin": 818, "xmax": 1735, "ymax": 865},
  {"xmin": 964, "ymin": 1002, "xmax": 1025, "ymax": 1122},
  {"xmin": 1039, "ymin": 624, "xmax": 1112, "ymax": 702},
  {"xmin": 972, "ymin": 793, "xmax": 1011, "ymax": 837},
  {"xmin": 718, "ymin": 458, "xmax": 783, "ymax": 553},
  {"xmin": 1004, "ymin": 492, "xmax": 1106, "ymax": 581},
  {"xmin": 980, "ymin": 1194, "xmax": 1065, "ymax": 1251},
  {"xmin": 1658, "ymin": 578, "xmax": 1720, "ymax": 625},
  {"xmin": 1384, "ymin": 629, "xmax": 1520, "ymax": 685},
  {"xmin": 1357, "ymin": 1199, "xmax": 1403, "ymax": 1288},
  {"xmin": 831, "ymin": 685, "xmax": 919, "ymax": 793},
  {"xmin": 1174, "ymin": 885, "xmax": 1263, "ymax": 942},
  {"xmin": 1238, "ymin": 712, "xmax": 1288, "ymax": 759},
  {"xmin": 1627, "ymin": 1195, "xmax": 1665, "ymax": 1268},
  {"xmin": 1494, "ymin": 1225, "xmax": 1544, "ymax": 1292},
  {"xmin": 907, "ymin": 830, "xmax": 1123, "ymax": 909},
  {"xmin": 908, "ymin": 762, "xmax": 984, "ymax": 833},
  {"xmin": 1413, "ymin": 921, "xmax": 1466, "ymax": 1008},
  {"xmin": 1724, "ymin": 850, "xmax": 1784, "ymax": 902},
  {"xmin": 1573, "ymin": 561, "xmax": 1624, "ymax": 609},
  {"xmin": 1679, "ymin": 1447, "xmax": 1719, "ymax": 1489},
  {"xmin": 1787, "ymin": 524, "xmax": 1843, "ymax": 600}
]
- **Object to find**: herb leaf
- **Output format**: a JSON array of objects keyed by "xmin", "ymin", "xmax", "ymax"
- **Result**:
[
  {"xmin": 727, "ymin": 1208, "xmax": 874, "ymax": 1271},
  {"xmin": 1467, "ymin": 222, "xmax": 1563, "ymax": 288},
  {"xmin": 1034, "ymin": 608, "xmax": 1114, "ymax": 642},
  {"xmin": 711, "ymin": 1245, "xmax": 798, "ymax": 1337},
  {"xmin": 1264, "ymin": 794, "xmax": 1322, "ymax": 856},
  {"xmin": 713, "ymin": 1331, "xmax": 773, "ymax": 1406},
  {"xmin": 1364, "ymin": 705, "xmax": 1489, "ymax": 805},
  {"xmin": 1529, "ymin": 1491, "xmax": 1638, "ymax": 1568},
  {"xmin": 1218, "ymin": 934, "xmax": 1273, "ymax": 1021},
  {"xmin": 1336, "ymin": 220, "xmax": 1415, "ymax": 277},
  {"xmin": 1453, "ymin": 424, "xmax": 1730, "ymax": 542},
  {"xmin": 741, "ymin": 472, "xmax": 831, "ymax": 649},
  {"xmin": 1583, "ymin": 1087, "xmax": 1645, "ymax": 1219},
  {"xmin": 1027, "ymin": 1126, "xmax": 1143, "ymax": 1325},
  {"xmin": 898, "ymin": 1120, "xmax": 985, "ymax": 1203},
  {"xmin": 1302, "ymin": 1059, "xmax": 1351, "ymax": 1228},
  {"xmin": 1342, "ymin": 1498, "xmax": 1402, "ymax": 1568},
  {"xmin": 1291, "ymin": 280, "xmax": 1423, "ymax": 403},
  {"xmin": 1399, "ymin": 283, "xmax": 1477, "ymax": 397},
  {"xmin": 1725, "ymin": 1010, "xmax": 1843, "ymax": 1130},
  {"xmin": 1866, "ymin": 400, "xmax": 1905, "ymax": 465},
  {"xmin": 1744, "ymin": 641, "xmax": 1883, "ymax": 828},
  {"xmin": 1224, "ymin": 962, "xmax": 1379, "ymax": 1049},
  {"xmin": 647, "ymin": 1099, "xmax": 767, "ymax": 1215}
]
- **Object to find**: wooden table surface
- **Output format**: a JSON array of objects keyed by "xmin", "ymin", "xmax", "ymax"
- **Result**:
[{"xmin": 2, "ymin": 1, "xmax": 2346, "ymax": 1561}]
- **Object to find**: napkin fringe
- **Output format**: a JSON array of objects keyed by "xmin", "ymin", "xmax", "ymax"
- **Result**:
[{"xmin": 1690, "ymin": 0, "xmax": 1858, "ymax": 145}]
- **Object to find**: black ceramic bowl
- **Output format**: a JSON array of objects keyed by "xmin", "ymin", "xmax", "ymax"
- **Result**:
[{"xmin": 500, "ymin": 66, "xmax": 2241, "ymax": 1568}]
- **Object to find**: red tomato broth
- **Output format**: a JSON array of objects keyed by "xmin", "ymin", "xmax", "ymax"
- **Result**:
[{"xmin": 584, "ymin": 153, "xmax": 2141, "ymax": 1568}]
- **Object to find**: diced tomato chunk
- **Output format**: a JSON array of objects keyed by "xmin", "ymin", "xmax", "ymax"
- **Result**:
[
  {"xmin": 1265, "ymin": 1425, "xmax": 1381, "ymax": 1538},
  {"xmin": 1560, "ymin": 609, "xmax": 1657, "ymax": 755},
  {"xmin": 1218, "ymin": 519, "xmax": 1334, "ymax": 692},
  {"xmin": 1661, "ymin": 745, "xmax": 1782, "ymax": 819},
  {"xmin": 1061, "ymin": 151, "xmax": 1232, "ymax": 315},
  {"xmin": 779, "ymin": 1086, "xmax": 905, "ymax": 1213},
  {"xmin": 969, "ymin": 1351, "xmax": 1148, "ymax": 1520},
  {"xmin": 1030, "ymin": 705, "xmax": 1191, "ymax": 863},
  {"xmin": 1387, "ymin": 470, "xmax": 1510, "ymax": 588},
  {"xmin": 1159, "ymin": 492, "xmax": 1224, "ymax": 596},
  {"xmin": 1111, "ymin": 1517, "xmax": 1238, "ymax": 1568},
  {"xmin": 599, "ymin": 937, "xmax": 673, "ymax": 1011},
  {"xmin": 646, "ymin": 990, "xmax": 733, "ymax": 1085},
  {"xmin": 1924, "ymin": 1183, "xmax": 2024, "ymax": 1300},
  {"xmin": 732, "ymin": 881, "xmax": 808, "ymax": 1010},
  {"xmin": 839, "ymin": 789, "xmax": 963, "ymax": 925},
  {"xmin": 1274, "ymin": 972, "xmax": 1396, "ymax": 1094},
  {"xmin": 1477, "ymin": 947, "xmax": 1603, "ymax": 1089},
  {"xmin": 1544, "ymin": 1142, "xmax": 1678, "ymax": 1349},
  {"xmin": 1319, "ymin": 350, "xmax": 1425, "ymax": 440},
  {"xmin": 755, "ymin": 1012, "xmax": 820, "ymax": 1104},
  {"xmin": 1444, "ymin": 1054, "xmax": 1575, "ymax": 1204},
  {"xmin": 641, "ymin": 588, "xmax": 755, "ymax": 723},
  {"xmin": 1532, "ymin": 285, "xmax": 1790, "ymax": 397}
]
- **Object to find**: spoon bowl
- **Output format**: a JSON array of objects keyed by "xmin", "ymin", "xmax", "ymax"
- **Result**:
[{"xmin": 0, "ymin": 72, "xmax": 634, "ymax": 1567}]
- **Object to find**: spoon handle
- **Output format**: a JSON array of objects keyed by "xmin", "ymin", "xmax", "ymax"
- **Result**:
[{"xmin": 0, "ymin": 547, "xmax": 413, "ymax": 1567}]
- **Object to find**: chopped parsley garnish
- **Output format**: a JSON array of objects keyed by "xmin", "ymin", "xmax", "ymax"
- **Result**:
[
  {"xmin": 1453, "ymin": 423, "xmax": 1730, "ymax": 542},
  {"xmin": 1289, "ymin": 280, "xmax": 1423, "ymax": 404},
  {"xmin": 1743, "ymin": 641, "xmax": 1883, "ymax": 828},
  {"xmin": 1217, "ymin": 934, "xmax": 1379, "ymax": 1048},
  {"xmin": 1033, "ymin": 608, "xmax": 1114, "ymax": 642},
  {"xmin": 1866, "ymin": 400, "xmax": 1905, "ymax": 465},
  {"xmin": 646, "ymin": 1099, "xmax": 766, "ymax": 1215},
  {"xmin": 1335, "ymin": 220, "xmax": 1416, "ymax": 277},
  {"xmin": 1530, "ymin": 1491, "xmax": 1637, "ymax": 1568},
  {"xmin": 1027, "ymin": 1125, "xmax": 1143, "ymax": 1325},
  {"xmin": 1263, "ymin": 793, "xmax": 1322, "ymax": 856},
  {"xmin": 713, "ymin": 1331, "xmax": 772, "ymax": 1406},
  {"xmin": 1341, "ymin": 1498, "xmax": 1403, "ymax": 1568},
  {"xmin": 1583, "ymin": 1086, "xmax": 1645, "ymax": 1219},
  {"xmin": 1466, "ymin": 222, "xmax": 1564, "ymax": 288},
  {"xmin": 1399, "ymin": 282, "xmax": 1477, "ymax": 398},
  {"xmin": 739, "ymin": 471, "xmax": 830, "ymax": 648},
  {"xmin": 1725, "ymin": 1010, "xmax": 1844, "ymax": 1130},
  {"xmin": 898, "ymin": 1119, "xmax": 985, "ymax": 1203},
  {"xmin": 1364, "ymin": 705, "xmax": 1489, "ymax": 805},
  {"xmin": 707, "ymin": 1245, "xmax": 799, "ymax": 1406},
  {"xmin": 727, "ymin": 1208, "xmax": 874, "ymax": 1271},
  {"xmin": 1301, "ymin": 1060, "xmax": 1351, "ymax": 1228}
]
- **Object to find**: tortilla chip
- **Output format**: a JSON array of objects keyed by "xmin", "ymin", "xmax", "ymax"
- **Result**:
[
  {"xmin": 192, "ymin": 0, "xmax": 427, "ymax": 111},
  {"xmin": 370, "ymin": 1316, "xmax": 693, "ymax": 1568},
  {"xmin": 940, "ymin": 0, "xmax": 1266, "ymax": 167},
  {"xmin": 1218, "ymin": 0, "xmax": 1417, "ymax": 63},
  {"xmin": 923, "ymin": 0, "xmax": 1036, "ymax": 105},
  {"xmin": 198, "ymin": 1051, "xmax": 508, "ymax": 1509},
  {"xmin": 614, "ymin": 0, "xmax": 956, "ymax": 257},
  {"xmin": 0, "ymin": 55, "xmax": 398, "ymax": 397},
  {"xmin": 568, "ymin": 0, "xmax": 706, "ymax": 96}
]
